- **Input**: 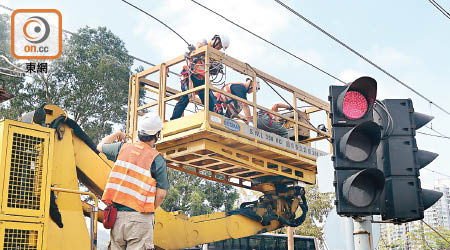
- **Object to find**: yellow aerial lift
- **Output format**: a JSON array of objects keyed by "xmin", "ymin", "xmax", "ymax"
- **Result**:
[{"xmin": 0, "ymin": 46, "xmax": 330, "ymax": 249}]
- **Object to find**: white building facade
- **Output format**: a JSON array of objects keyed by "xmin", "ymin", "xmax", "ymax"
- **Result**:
[{"xmin": 378, "ymin": 178, "xmax": 450, "ymax": 249}]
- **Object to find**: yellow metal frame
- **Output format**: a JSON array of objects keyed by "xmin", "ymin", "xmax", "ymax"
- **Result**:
[
  {"xmin": 51, "ymin": 187, "xmax": 98, "ymax": 250},
  {"xmin": 1, "ymin": 125, "xmax": 51, "ymax": 217},
  {"xmin": 0, "ymin": 119, "xmax": 54, "ymax": 250},
  {"xmin": 0, "ymin": 221, "xmax": 43, "ymax": 250},
  {"xmin": 126, "ymin": 46, "xmax": 331, "ymax": 189},
  {"xmin": 162, "ymin": 138, "xmax": 316, "ymax": 188}
]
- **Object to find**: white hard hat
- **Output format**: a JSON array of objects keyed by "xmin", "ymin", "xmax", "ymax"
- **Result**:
[
  {"xmin": 138, "ymin": 112, "xmax": 163, "ymax": 135},
  {"xmin": 246, "ymin": 78, "xmax": 260, "ymax": 91},
  {"xmin": 218, "ymin": 34, "xmax": 230, "ymax": 50},
  {"xmin": 254, "ymin": 80, "xmax": 260, "ymax": 91}
]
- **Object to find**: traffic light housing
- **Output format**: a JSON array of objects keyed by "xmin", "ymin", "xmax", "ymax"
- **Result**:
[
  {"xmin": 375, "ymin": 99, "xmax": 442, "ymax": 223},
  {"xmin": 329, "ymin": 77, "xmax": 385, "ymax": 216}
]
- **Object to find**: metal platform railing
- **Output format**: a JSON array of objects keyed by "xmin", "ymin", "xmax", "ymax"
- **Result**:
[{"xmin": 126, "ymin": 46, "xmax": 331, "ymax": 189}]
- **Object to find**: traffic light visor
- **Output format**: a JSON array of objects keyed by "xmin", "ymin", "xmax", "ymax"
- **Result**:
[
  {"xmin": 340, "ymin": 121, "xmax": 381, "ymax": 162},
  {"xmin": 343, "ymin": 168, "xmax": 385, "ymax": 208}
]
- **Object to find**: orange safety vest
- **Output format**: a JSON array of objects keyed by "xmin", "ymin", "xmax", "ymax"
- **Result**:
[
  {"xmin": 102, "ymin": 142, "xmax": 159, "ymax": 213},
  {"xmin": 187, "ymin": 41, "xmax": 213, "ymax": 80},
  {"xmin": 215, "ymin": 83, "xmax": 246, "ymax": 118}
]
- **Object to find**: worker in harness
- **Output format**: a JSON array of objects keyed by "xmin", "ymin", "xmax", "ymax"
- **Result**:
[
  {"xmin": 170, "ymin": 34, "xmax": 230, "ymax": 120},
  {"xmin": 215, "ymin": 78, "xmax": 260, "ymax": 124},
  {"xmin": 97, "ymin": 113, "xmax": 170, "ymax": 250},
  {"xmin": 257, "ymin": 103, "xmax": 291, "ymax": 138}
]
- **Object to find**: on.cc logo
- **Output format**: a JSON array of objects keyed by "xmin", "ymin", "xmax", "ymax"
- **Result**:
[{"xmin": 23, "ymin": 16, "xmax": 50, "ymax": 44}]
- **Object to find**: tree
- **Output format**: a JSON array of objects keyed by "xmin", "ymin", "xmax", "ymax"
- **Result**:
[
  {"xmin": 0, "ymin": 14, "xmax": 27, "ymax": 118},
  {"xmin": 271, "ymin": 184, "xmax": 333, "ymax": 247},
  {"xmin": 0, "ymin": 24, "xmax": 133, "ymax": 143},
  {"xmin": 161, "ymin": 169, "xmax": 239, "ymax": 216},
  {"xmin": 294, "ymin": 184, "xmax": 334, "ymax": 247},
  {"xmin": 40, "ymin": 26, "xmax": 133, "ymax": 142},
  {"xmin": 407, "ymin": 224, "xmax": 450, "ymax": 250}
]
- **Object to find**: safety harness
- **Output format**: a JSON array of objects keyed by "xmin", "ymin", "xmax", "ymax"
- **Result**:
[
  {"xmin": 257, "ymin": 110, "xmax": 275, "ymax": 128},
  {"xmin": 215, "ymin": 83, "xmax": 246, "ymax": 118}
]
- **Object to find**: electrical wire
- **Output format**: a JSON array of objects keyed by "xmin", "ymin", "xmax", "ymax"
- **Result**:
[
  {"xmin": 417, "ymin": 131, "xmax": 450, "ymax": 140},
  {"xmin": 190, "ymin": 0, "xmax": 346, "ymax": 85},
  {"xmin": 423, "ymin": 168, "xmax": 450, "ymax": 178},
  {"xmin": 0, "ymin": 71, "xmax": 23, "ymax": 78},
  {"xmin": 425, "ymin": 125, "xmax": 450, "ymax": 138},
  {"xmin": 119, "ymin": 0, "xmax": 191, "ymax": 46},
  {"xmin": 0, "ymin": 55, "xmax": 26, "ymax": 72},
  {"xmin": 421, "ymin": 219, "xmax": 450, "ymax": 247},
  {"xmin": 427, "ymin": 0, "xmax": 450, "ymax": 20},
  {"xmin": 374, "ymin": 100, "xmax": 394, "ymax": 138},
  {"xmin": 274, "ymin": 0, "xmax": 450, "ymax": 118},
  {"xmin": 0, "ymin": 4, "xmax": 181, "ymax": 77}
]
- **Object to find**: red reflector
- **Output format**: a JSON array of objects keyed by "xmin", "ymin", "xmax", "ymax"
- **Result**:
[{"xmin": 342, "ymin": 91, "xmax": 368, "ymax": 120}]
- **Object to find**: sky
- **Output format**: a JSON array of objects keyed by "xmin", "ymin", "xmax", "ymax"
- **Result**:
[
  {"xmin": 4, "ymin": 0, "xmax": 449, "ymax": 187},
  {"xmin": 2, "ymin": 0, "xmax": 449, "ymax": 248},
  {"xmin": 2, "ymin": 0, "xmax": 449, "ymax": 189}
]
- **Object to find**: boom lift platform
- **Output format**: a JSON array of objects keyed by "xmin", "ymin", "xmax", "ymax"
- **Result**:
[
  {"xmin": 127, "ymin": 45, "xmax": 330, "ymax": 191},
  {"xmin": 0, "ymin": 46, "xmax": 330, "ymax": 250}
]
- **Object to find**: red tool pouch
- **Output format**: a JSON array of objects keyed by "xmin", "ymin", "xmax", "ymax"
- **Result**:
[{"xmin": 103, "ymin": 204, "xmax": 117, "ymax": 229}]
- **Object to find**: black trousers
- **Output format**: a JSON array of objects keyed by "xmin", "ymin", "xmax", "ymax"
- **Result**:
[{"xmin": 171, "ymin": 76, "xmax": 218, "ymax": 120}]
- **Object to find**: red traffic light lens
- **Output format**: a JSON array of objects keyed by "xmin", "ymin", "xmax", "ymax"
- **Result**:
[{"xmin": 342, "ymin": 91, "xmax": 368, "ymax": 120}]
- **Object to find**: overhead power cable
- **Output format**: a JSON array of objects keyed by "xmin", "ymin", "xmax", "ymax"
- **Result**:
[
  {"xmin": 417, "ymin": 131, "xmax": 450, "ymax": 140},
  {"xmin": 274, "ymin": 0, "xmax": 450, "ymax": 117},
  {"xmin": 425, "ymin": 125, "xmax": 450, "ymax": 139},
  {"xmin": 423, "ymin": 168, "xmax": 450, "ymax": 178},
  {"xmin": 427, "ymin": 0, "xmax": 450, "ymax": 20},
  {"xmin": 119, "ymin": 0, "xmax": 191, "ymax": 46},
  {"xmin": 190, "ymin": 0, "xmax": 346, "ymax": 85},
  {"xmin": 0, "ymin": 4, "xmax": 181, "ymax": 77},
  {"xmin": 421, "ymin": 220, "xmax": 450, "ymax": 246}
]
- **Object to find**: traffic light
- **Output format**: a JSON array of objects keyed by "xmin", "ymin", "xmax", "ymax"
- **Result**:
[
  {"xmin": 375, "ymin": 99, "xmax": 443, "ymax": 223},
  {"xmin": 329, "ymin": 76, "xmax": 385, "ymax": 216}
]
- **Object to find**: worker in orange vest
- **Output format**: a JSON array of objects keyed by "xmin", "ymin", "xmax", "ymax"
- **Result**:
[
  {"xmin": 215, "ymin": 78, "xmax": 260, "ymax": 124},
  {"xmin": 171, "ymin": 34, "xmax": 230, "ymax": 120},
  {"xmin": 97, "ymin": 113, "xmax": 169, "ymax": 250}
]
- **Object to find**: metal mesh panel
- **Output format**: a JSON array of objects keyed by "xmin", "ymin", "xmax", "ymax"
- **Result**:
[
  {"xmin": 3, "ymin": 228, "xmax": 39, "ymax": 250},
  {"xmin": 7, "ymin": 133, "xmax": 45, "ymax": 210}
]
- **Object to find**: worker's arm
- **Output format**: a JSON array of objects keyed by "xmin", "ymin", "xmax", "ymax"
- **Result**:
[
  {"xmin": 272, "ymin": 103, "xmax": 292, "ymax": 112},
  {"xmin": 152, "ymin": 155, "xmax": 170, "ymax": 209},
  {"xmin": 96, "ymin": 131, "xmax": 126, "ymax": 153},
  {"xmin": 154, "ymin": 188, "xmax": 167, "ymax": 209}
]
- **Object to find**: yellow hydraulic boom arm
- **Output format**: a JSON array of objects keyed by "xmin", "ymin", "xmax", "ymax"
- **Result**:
[{"xmin": 0, "ymin": 104, "xmax": 305, "ymax": 250}]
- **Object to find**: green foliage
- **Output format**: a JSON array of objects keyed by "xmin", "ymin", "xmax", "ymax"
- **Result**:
[
  {"xmin": 161, "ymin": 169, "xmax": 239, "ymax": 216},
  {"xmin": 407, "ymin": 225, "xmax": 450, "ymax": 250},
  {"xmin": 272, "ymin": 184, "xmax": 333, "ymax": 246},
  {"xmin": 0, "ymin": 20, "xmax": 133, "ymax": 143},
  {"xmin": 378, "ymin": 223, "xmax": 450, "ymax": 250},
  {"xmin": 0, "ymin": 14, "xmax": 27, "ymax": 119},
  {"xmin": 294, "ymin": 184, "xmax": 334, "ymax": 246},
  {"xmin": 46, "ymin": 26, "xmax": 133, "ymax": 142}
]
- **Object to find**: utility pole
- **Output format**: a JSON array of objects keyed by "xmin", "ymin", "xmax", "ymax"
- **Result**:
[
  {"xmin": 353, "ymin": 217, "xmax": 373, "ymax": 250},
  {"xmin": 345, "ymin": 217, "xmax": 355, "ymax": 250},
  {"xmin": 287, "ymin": 226, "xmax": 294, "ymax": 250}
]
